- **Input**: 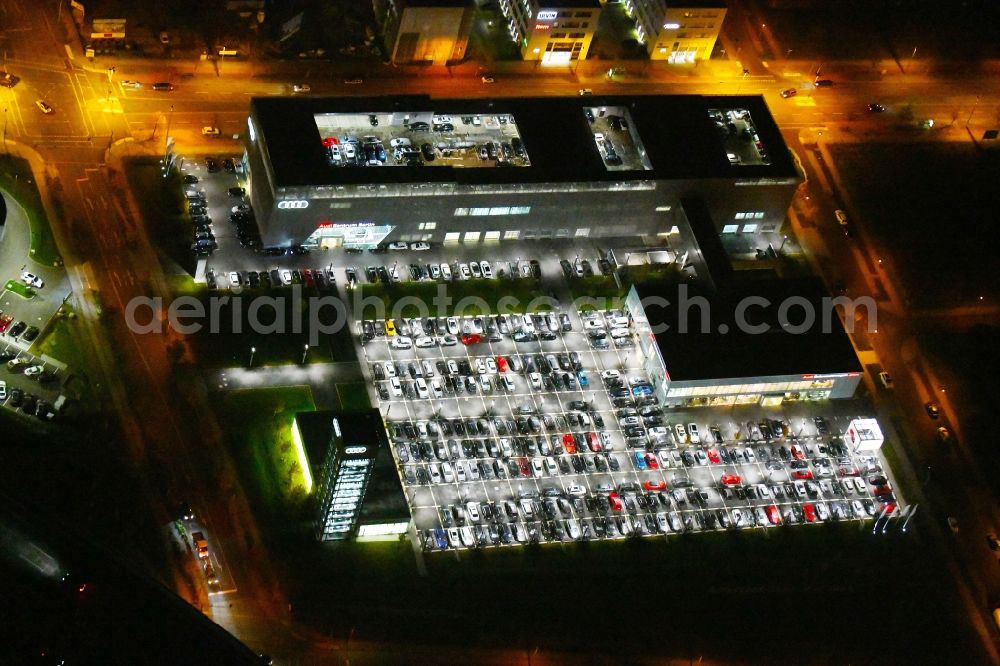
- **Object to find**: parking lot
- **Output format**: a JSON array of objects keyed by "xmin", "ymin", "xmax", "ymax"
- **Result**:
[{"xmin": 359, "ymin": 305, "xmax": 900, "ymax": 551}]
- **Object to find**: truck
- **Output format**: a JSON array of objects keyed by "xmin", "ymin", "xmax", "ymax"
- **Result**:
[{"xmin": 191, "ymin": 532, "xmax": 209, "ymax": 559}]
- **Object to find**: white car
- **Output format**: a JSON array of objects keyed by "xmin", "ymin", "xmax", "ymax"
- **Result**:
[
  {"xmin": 687, "ymin": 423, "xmax": 701, "ymax": 444},
  {"xmin": 281, "ymin": 270, "xmax": 292, "ymax": 285},
  {"xmin": 529, "ymin": 372, "xmax": 543, "ymax": 390},
  {"xmin": 229, "ymin": 272, "xmax": 241, "ymax": 286},
  {"xmin": 410, "ymin": 242, "xmax": 431, "ymax": 251},
  {"xmin": 673, "ymin": 423, "xmax": 688, "ymax": 443},
  {"xmin": 415, "ymin": 336, "xmax": 436, "ymax": 348},
  {"xmin": 431, "ymin": 380, "xmax": 444, "ymax": 399},
  {"xmin": 835, "ymin": 209, "xmax": 849, "ymax": 227},
  {"xmin": 389, "ymin": 377, "xmax": 403, "ymax": 397},
  {"xmin": 20, "ymin": 272, "xmax": 44, "ymax": 289},
  {"xmin": 544, "ymin": 457, "xmax": 558, "ymax": 475},
  {"xmin": 647, "ymin": 426, "xmax": 668, "ymax": 440},
  {"xmin": 292, "ymin": 83, "xmax": 311, "ymax": 93},
  {"xmin": 415, "ymin": 378, "xmax": 429, "ymax": 398},
  {"xmin": 466, "ymin": 502, "xmax": 481, "ymax": 522},
  {"xmin": 531, "ymin": 458, "xmax": 544, "ymax": 478},
  {"xmin": 388, "ymin": 241, "xmax": 408, "ymax": 250},
  {"xmin": 201, "ymin": 127, "xmax": 221, "ymax": 136},
  {"xmin": 441, "ymin": 462, "xmax": 455, "ymax": 483},
  {"xmin": 601, "ymin": 369, "xmax": 621, "ymax": 382},
  {"xmin": 383, "ymin": 361, "xmax": 396, "ymax": 377},
  {"xmin": 469, "ymin": 262, "xmax": 482, "ymax": 278},
  {"xmin": 440, "ymin": 263, "xmax": 452, "ymax": 280},
  {"xmin": 390, "ymin": 336, "xmax": 413, "ymax": 350},
  {"xmin": 429, "ymin": 463, "xmax": 442, "ymax": 484},
  {"xmin": 486, "ymin": 358, "xmax": 498, "ymax": 373},
  {"xmin": 566, "ymin": 484, "xmax": 587, "ymax": 497},
  {"xmin": 438, "ymin": 335, "xmax": 457, "ymax": 346},
  {"xmin": 480, "ymin": 261, "xmax": 493, "ymax": 278},
  {"xmin": 120, "ymin": 80, "xmax": 142, "ymax": 89},
  {"xmin": 24, "ymin": 365, "xmax": 44, "ymax": 376},
  {"xmin": 0, "ymin": 380, "xmax": 6, "ymax": 401},
  {"xmin": 459, "ymin": 263, "xmax": 472, "ymax": 280},
  {"xmin": 454, "ymin": 461, "xmax": 467, "ymax": 482}
]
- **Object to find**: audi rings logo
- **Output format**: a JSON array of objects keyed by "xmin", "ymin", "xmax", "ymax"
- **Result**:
[
  {"xmin": 345, "ymin": 446, "xmax": 367, "ymax": 454},
  {"xmin": 278, "ymin": 200, "xmax": 309, "ymax": 209}
]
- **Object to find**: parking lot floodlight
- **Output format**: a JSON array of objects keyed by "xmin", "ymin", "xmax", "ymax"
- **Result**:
[
  {"xmin": 249, "ymin": 346, "xmax": 256, "ymax": 368},
  {"xmin": 301, "ymin": 344, "xmax": 309, "ymax": 364}
]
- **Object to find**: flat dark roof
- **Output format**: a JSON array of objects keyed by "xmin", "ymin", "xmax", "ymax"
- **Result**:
[
  {"xmin": 250, "ymin": 94, "xmax": 797, "ymax": 188},
  {"xmin": 635, "ymin": 277, "xmax": 862, "ymax": 382}
]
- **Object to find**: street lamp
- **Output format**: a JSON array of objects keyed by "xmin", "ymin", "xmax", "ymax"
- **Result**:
[
  {"xmin": 249, "ymin": 346, "xmax": 256, "ymax": 368},
  {"xmin": 966, "ymin": 95, "xmax": 980, "ymax": 128},
  {"xmin": 301, "ymin": 344, "xmax": 309, "ymax": 364}
]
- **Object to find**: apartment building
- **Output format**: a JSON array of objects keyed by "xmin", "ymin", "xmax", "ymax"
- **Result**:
[
  {"xmin": 625, "ymin": 0, "xmax": 727, "ymax": 62},
  {"xmin": 499, "ymin": 0, "xmax": 602, "ymax": 63}
]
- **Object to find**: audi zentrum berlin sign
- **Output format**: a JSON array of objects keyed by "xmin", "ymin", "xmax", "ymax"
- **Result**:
[{"xmin": 278, "ymin": 200, "xmax": 309, "ymax": 209}]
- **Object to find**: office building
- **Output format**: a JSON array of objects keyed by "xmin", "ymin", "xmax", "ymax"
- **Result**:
[
  {"xmin": 243, "ymin": 94, "xmax": 800, "ymax": 249},
  {"xmin": 375, "ymin": 0, "xmax": 474, "ymax": 65},
  {"xmin": 498, "ymin": 0, "xmax": 602, "ymax": 63},
  {"xmin": 625, "ymin": 0, "xmax": 727, "ymax": 62}
]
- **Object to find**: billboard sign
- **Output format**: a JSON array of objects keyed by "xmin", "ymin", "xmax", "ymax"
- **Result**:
[{"xmin": 91, "ymin": 18, "xmax": 126, "ymax": 39}]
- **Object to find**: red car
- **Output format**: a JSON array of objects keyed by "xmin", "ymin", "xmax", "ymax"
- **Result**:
[
  {"xmin": 608, "ymin": 492, "xmax": 623, "ymax": 512},
  {"xmin": 803, "ymin": 503, "xmax": 817, "ymax": 522},
  {"xmin": 644, "ymin": 452, "xmax": 659, "ymax": 469},
  {"xmin": 460, "ymin": 333, "xmax": 482, "ymax": 346},
  {"xmin": 706, "ymin": 448, "xmax": 721, "ymax": 464},
  {"xmin": 765, "ymin": 505, "xmax": 781, "ymax": 525},
  {"xmin": 793, "ymin": 469, "xmax": 814, "ymax": 480},
  {"xmin": 302, "ymin": 269, "xmax": 315, "ymax": 287},
  {"xmin": 0, "ymin": 313, "xmax": 11, "ymax": 334},
  {"xmin": 516, "ymin": 458, "xmax": 531, "ymax": 477},
  {"xmin": 883, "ymin": 502, "xmax": 897, "ymax": 515},
  {"xmin": 790, "ymin": 444, "xmax": 805, "ymax": 461},
  {"xmin": 873, "ymin": 484, "xmax": 893, "ymax": 498},
  {"xmin": 496, "ymin": 356, "xmax": 508, "ymax": 372},
  {"xmin": 720, "ymin": 473, "xmax": 742, "ymax": 486},
  {"xmin": 587, "ymin": 432, "xmax": 601, "ymax": 452},
  {"xmin": 562, "ymin": 433, "xmax": 576, "ymax": 454},
  {"xmin": 643, "ymin": 479, "xmax": 667, "ymax": 492}
]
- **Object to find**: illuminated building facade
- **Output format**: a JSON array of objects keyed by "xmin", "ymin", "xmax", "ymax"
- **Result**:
[
  {"xmin": 296, "ymin": 410, "xmax": 409, "ymax": 542},
  {"xmin": 625, "ymin": 0, "xmax": 727, "ymax": 62},
  {"xmin": 498, "ymin": 0, "xmax": 601, "ymax": 62}
]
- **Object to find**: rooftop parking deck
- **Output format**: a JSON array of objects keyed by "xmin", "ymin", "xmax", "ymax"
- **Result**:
[{"xmin": 314, "ymin": 112, "xmax": 531, "ymax": 169}]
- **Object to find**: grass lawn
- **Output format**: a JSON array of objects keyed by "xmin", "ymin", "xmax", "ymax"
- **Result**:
[
  {"xmin": 830, "ymin": 142, "xmax": 1000, "ymax": 308},
  {"xmin": 215, "ymin": 387, "xmax": 317, "ymax": 521},
  {"xmin": 274, "ymin": 517, "xmax": 985, "ymax": 664},
  {"xmin": 185, "ymin": 288, "xmax": 358, "ymax": 368},
  {"xmin": 33, "ymin": 306, "xmax": 94, "ymax": 399},
  {"xmin": 0, "ymin": 155, "xmax": 62, "ymax": 267},
  {"xmin": 3, "ymin": 280, "xmax": 35, "ymax": 299},
  {"xmin": 122, "ymin": 156, "xmax": 190, "ymax": 270},
  {"xmin": 335, "ymin": 382, "xmax": 371, "ymax": 411},
  {"xmin": 356, "ymin": 278, "xmax": 557, "ymax": 318}
]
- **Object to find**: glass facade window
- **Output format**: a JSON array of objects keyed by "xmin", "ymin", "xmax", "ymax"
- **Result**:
[
  {"xmin": 444, "ymin": 232, "xmax": 461, "ymax": 242},
  {"xmin": 489, "ymin": 207, "xmax": 510, "ymax": 216},
  {"xmin": 723, "ymin": 224, "xmax": 739, "ymax": 233},
  {"xmin": 454, "ymin": 207, "xmax": 468, "ymax": 216},
  {"xmin": 485, "ymin": 231, "xmax": 501, "ymax": 240},
  {"xmin": 464, "ymin": 231, "xmax": 480, "ymax": 242},
  {"xmin": 575, "ymin": 228, "xmax": 590, "ymax": 237},
  {"xmin": 504, "ymin": 230, "xmax": 520, "ymax": 239},
  {"xmin": 743, "ymin": 223, "xmax": 757, "ymax": 233}
]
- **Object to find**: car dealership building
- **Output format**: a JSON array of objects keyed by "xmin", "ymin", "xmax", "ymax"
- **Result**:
[{"xmin": 243, "ymin": 93, "xmax": 801, "ymax": 250}]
